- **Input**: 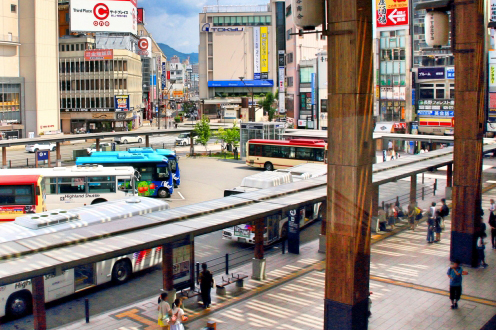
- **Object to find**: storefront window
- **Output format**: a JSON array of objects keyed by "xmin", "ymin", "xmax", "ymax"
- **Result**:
[{"xmin": 300, "ymin": 67, "xmax": 313, "ymax": 84}]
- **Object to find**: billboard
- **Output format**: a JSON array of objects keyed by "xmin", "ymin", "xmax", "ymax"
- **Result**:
[
  {"xmin": 138, "ymin": 37, "xmax": 152, "ymax": 58},
  {"xmin": 418, "ymin": 67, "xmax": 445, "ymax": 80},
  {"xmin": 376, "ymin": 0, "xmax": 408, "ymax": 27},
  {"xmin": 253, "ymin": 27, "xmax": 261, "ymax": 80},
  {"xmin": 115, "ymin": 95, "xmax": 130, "ymax": 111},
  {"xmin": 70, "ymin": 0, "xmax": 137, "ymax": 35},
  {"xmin": 137, "ymin": 8, "xmax": 144, "ymax": 24},
  {"xmin": 260, "ymin": 27, "xmax": 269, "ymax": 77},
  {"xmin": 84, "ymin": 49, "xmax": 113, "ymax": 61}
]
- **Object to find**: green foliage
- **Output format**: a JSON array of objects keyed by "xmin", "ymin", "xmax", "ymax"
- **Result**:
[
  {"xmin": 182, "ymin": 101, "xmax": 196, "ymax": 115},
  {"xmin": 127, "ymin": 121, "xmax": 132, "ymax": 131},
  {"xmin": 267, "ymin": 107, "xmax": 277, "ymax": 121},
  {"xmin": 216, "ymin": 121, "xmax": 240, "ymax": 150},
  {"xmin": 174, "ymin": 116, "xmax": 181, "ymax": 123},
  {"xmin": 194, "ymin": 116, "xmax": 211, "ymax": 150},
  {"xmin": 261, "ymin": 92, "xmax": 275, "ymax": 113}
]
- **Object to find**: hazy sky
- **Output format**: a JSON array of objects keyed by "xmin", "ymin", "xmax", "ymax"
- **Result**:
[{"xmin": 139, "ymin": 0, "xmax": 262, "ymax": 53}]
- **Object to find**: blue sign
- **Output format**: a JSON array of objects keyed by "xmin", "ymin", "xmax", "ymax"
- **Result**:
[
  {"xmin": 150, "ymin": 75, "xmax": 156, "ymax": 85},
  {"xmin": 446, "ymin": 67, "xmax": 455, "ymax": 79},
  {"xmin": 37, "ymin": 151, "xmax": 49, "ymax": 161},
  {"xmin": 417, "ymin": 110, "xmax": 454, "ymax": 117},
  {"xmin": 311, "ymin": 73, "xmax": 316, "ymax": 106},
  {"xmin": 418, "ymin": 67, "xmax": 445, "ymax": 80},
  {"xmin": 254, "ymin": 73, "xmax": 261, "ymax": 80},
  {"xmin": 208, "ymin": 80, "xmax": 274, "ymax": 87},
  {"xmin": 412, "ymin": 89, "xmax": 416, "ymax": 105}
]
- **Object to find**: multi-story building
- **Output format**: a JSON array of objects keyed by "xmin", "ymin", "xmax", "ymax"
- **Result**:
[
  {"xmin": 169, "ymin": 55, "xmax": 185, "ymax": 99},
  {"xmin": 58, "ymin": 37, "xmax": 143, "ymax": 133},
  {"xmin": 199, "ymin": 2, "xmax": 282, "ymax": 117},
  {"xmin": 0, "ymin": 0, "xmax": 59, "ymax": 138},
  {"xmin": 284, "ymin": 0, "xmax": 326, "ymax": 127}
]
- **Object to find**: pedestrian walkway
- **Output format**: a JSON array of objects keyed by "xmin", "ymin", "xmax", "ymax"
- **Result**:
[{"xmin": 53, "ymin": 187, "xmax": 496, "ymax": 330}]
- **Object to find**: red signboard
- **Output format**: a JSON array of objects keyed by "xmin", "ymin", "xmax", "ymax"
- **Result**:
[
  {"xmin": 167, "ymin": 71, "xmax": 171, "ymax": 80},
  {"xmin": 84, "ymin": 49, "xmax": 113, "ymax": 61},
  {"xmin": 393, "ymin": 122, "xmax": 407, "ymax": 129},
  {"xmin": 137, "ymin": 8, "xmax": 144, "ymax": 24},
  {"xmin": 376, "ymin": 0, "xmax": 409, "ymax": 27},
  {"xmin": 0, "ymin": 205, "xmax": 35, "ymax": 215}
]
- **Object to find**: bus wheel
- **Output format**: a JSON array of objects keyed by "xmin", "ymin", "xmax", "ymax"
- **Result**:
[
  {"xmin": 112, "ymin": 259, "xmax": 132, "ymax": 284},
  {"xmin": 264, "ymin": 162, "xmax": 274, "ymax": 171},
  {"xmin": 7, "ymin": 291, "xmax": 32, "ymax": 318},
  {"xmin": 158, "ymin": 188, "xmax": 170, "ymax": 198},
  {"xmin": 91, "ymin": 198, "xmax": 107, "ymax": 205}
]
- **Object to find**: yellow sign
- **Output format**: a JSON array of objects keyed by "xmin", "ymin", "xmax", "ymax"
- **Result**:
[
  {"xmin": 490, "ymin": 65, "xmax": 496, "ymax": 87},
  {"xmin": 173, "ymin": 91, "xmax": 184, "ymax": 97},
  {"xmin": 260, "ymin": 27, "xmax": 268, "ymax": 73}
]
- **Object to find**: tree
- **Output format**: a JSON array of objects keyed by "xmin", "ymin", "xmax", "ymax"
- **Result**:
[
  {"xmin": 182, "ymin": 101, "xmax": 197, "ymax": 119},
  {"xmin": 216, "ymin": 121, "xmax": 240, "ymax": 151},
  {"xmin": 261, "ymin": 92, "xmax": 276, "ymax": 119},
  {"xmin": 194, "ymin": 116, "xmax": 211, "ymax": 151}
]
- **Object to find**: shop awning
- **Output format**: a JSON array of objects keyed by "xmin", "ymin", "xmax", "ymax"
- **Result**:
[{"xmin": 374, "ymin": 123, "xmax": 393, "ymax": 133}]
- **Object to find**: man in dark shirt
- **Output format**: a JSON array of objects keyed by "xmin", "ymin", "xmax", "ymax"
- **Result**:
[{"xmin": 199, "ymin": 263, "xmax": 213, "ymax": 309}]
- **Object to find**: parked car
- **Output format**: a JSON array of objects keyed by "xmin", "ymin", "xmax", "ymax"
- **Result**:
[
  {"xmin": 114, "ymin": 136, "xmax": 143, "ymax": 144},
  {"xmin": 25, "ymin": 142, "xmax": 56, "ymax": 153},
  {"xmin": 86, "ymin": 142, "xmax": 112, "ymax": 155},
  {"xmin": 175, "ymin": 133, "xmax": 198, "ymax": 146}
]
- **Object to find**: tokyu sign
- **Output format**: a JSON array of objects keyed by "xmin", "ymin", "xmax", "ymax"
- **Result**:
[
  {"xmin": 70, "ymin": 0, "xmax": 137, "ymax": 34},
  {"xmin": 376, "ymin": 0, "xmax": 409, "ymax": 27}
]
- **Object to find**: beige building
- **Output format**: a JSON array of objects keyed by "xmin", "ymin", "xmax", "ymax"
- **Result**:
[
  {"xmin": 0, "ymin": 0, "xmax": 59, "ymax": 137},
  {"xmin": 199, "ymin": 3, "xmax": 279, "ymax": 116},
  {"xmin": 59, "ymin": 37, "xmax": 143, "ymax": 133}
]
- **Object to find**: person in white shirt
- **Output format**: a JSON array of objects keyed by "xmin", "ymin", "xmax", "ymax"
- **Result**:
[
  {"xmin": 157, "ymin": 292, "xmax": 171, "ymax": 330},
  {"xmin": 388, "ymin": 141, "xmax": 393, "ymax": 151},
  {"xmin": 169, "ymin": 298, "xmax": 188, "ymax": 330}
]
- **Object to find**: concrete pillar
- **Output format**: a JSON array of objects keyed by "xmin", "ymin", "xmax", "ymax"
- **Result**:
[
  {"xmin": 325, "ymin": 0, "xmax": 373, "ymax": 328},
  {"xmin": 162, "ymin": 244, "xmax": 176, "ymax": 305},
  {"xmin": 319, "ymin": 202, "xmax": 327, "ymax": 253},
  {"xmin": 252, "ymin": 218, "xmax": 266, "ymax": 280},
  {"xmin": 96, "ymin": 139, "xmax": 100, "ymax": 152},
  {"xmin": 451, "ymin": 0, "xmax": 485, "ymax": 267},
  {"xmin": 56, "ymin": 142, "xmax": 61, "ymax": 167},
  {"xmin": 145, "ymin": 135, "xmax": 150, "ymax": 148},
  {"xmin": 372, "ymin": 185, "xmax": 379, "ymax": 216},
  {"xmin": 446, "ymin": 163, "xmax": 453, "ymax": 199},
  {"xmin": 2, "ymin": 146, "xmax": 6, "ymax": 169},
  {"xmin": 410, "ymin": 175, "xmax": 417, "ymax": 204},
  {"xmin": 32, "ymin": 276, "xmax": 46, "ymax": 330}
]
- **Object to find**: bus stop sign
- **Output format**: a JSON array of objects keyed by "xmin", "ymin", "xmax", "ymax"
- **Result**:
[
  {"xmin": 287, "ymin": 208, "xmax": 304, "ymax": 254},
  {"xmin": 37, "ymin": 151, "xmax": 49, "ymax": 161}
]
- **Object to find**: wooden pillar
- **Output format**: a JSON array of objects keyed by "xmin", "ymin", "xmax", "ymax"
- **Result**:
[
  {"xmin": 56, "ymin": 142, "xmax": 61, "ymax": 167},
  {"xmin": 2, "ymin": 146, "xmax": 6, "ymax": 168},
  {"xmin": 447, "ymin": 163, "xmax": 453, "ymax": 188},
  {"xmin": 410, "ymin": 175, "xmax": 417, "ymax": 204},
  {"xmin": 320, "ymin": 202, "xmax": 327, "ymax": 235},
  {"xmin": 145, "ymin": 135, "xmax": 150, "ymax": 148},
  {"xmin": 254, "ymin": 218, "xmax": 264, "ymax": 260},
  {"xmin": 451, "ymin": 0, "xmax": 485, "ymax": 267},
  {"xmin": 371, "ymin": 185, "xmax": 379, "ymax": 217},
  {"xmin": 32, "ymin": 276, "xmax": 46, "ymax": 330},
  {"xmin": 162, "ymin": 244, "xmax": 174, "ymax": 292},
  {"xmin": 96, "ymin": 139, "xmax": 100, "ymax": 152},
  {"xmin": 325, "ymin": 0, "xmax": 373, "ymax": 328},
  {"xmin": 190, "ymin": 236, "xmax": 195, "ymax": 290}
]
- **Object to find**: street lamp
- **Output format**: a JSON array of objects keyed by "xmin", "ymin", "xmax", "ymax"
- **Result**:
[{"xmin": 239, "ymin": 77, "xmax": 254, "ymax": 122}]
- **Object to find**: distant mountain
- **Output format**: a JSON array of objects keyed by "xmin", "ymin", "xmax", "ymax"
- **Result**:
[{"xmin": 158, "ymin": 43, "xmax": 198, "ymax": 64}]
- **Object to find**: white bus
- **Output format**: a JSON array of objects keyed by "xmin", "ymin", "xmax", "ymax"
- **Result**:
[
  {"xmin": 0, "ymin": 197, "xmax": 169, "ymax": 318},
  {"xmin": 222, "ymin": 163, "xmax": 327, "ymax": 245},
  {"xmin": 0, "ymin": 165, "xmax": 136, "ymax": 211}
]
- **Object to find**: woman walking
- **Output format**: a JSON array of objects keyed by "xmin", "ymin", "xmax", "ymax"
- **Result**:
[
  {"xmin": 407, "ymin": 203, "xmax": 416, "ymax": 231},
  {"xmin": 387, "ymin": 204, "xmax": 396, "ymax": 230},
  {"xmin": 434, "ymin": 210, "xmax": 443, "ymax": 242},
  {"xmin": 477, "ymin": 232, "xmax": 489, "ymax": 268},
  {"xmin": 157, "ymin": 292, "xmax": 171, "ymax": 330},
  {"xmin": 169, "ymin": 298, "xmax": 188, "ymax": 330}
]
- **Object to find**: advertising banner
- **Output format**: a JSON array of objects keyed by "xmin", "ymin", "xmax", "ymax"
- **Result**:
[
  {"xmin": 253, "ymin": 27, "xmax": 261, "ymax": 80},
  {"xmin": 260, "ymin": 27, "xmax": 269, "ymax": 75},
  {"xmin": 376, "ymin": 0, "xmax": 409, "ymax": 28},
  {"xmin": 137, "ymin": 8, "xmax": 144, "ymax": 24},
  {"xmin": 418, "ymin": 67, "xmax": 445, "ymax": 80},
  {"xmin": 490, "ymin": 65, "xmax": 496, "ymax": 87},
  {"xmin": 0, "ymin": 206, "xmax": 35, "ymax": 215},
  {"xmin": 84, "ymin": 49, "xmax": 113, "ymax": 61},
  {"xmin": 446, "ymin": 67, "xmax": 455, "ymax": 79},
  {"xmin": 70, "ymin": 0, "xmax": 137, "ymax": 34},
  {"xmin": 138, "ymin": 37, "xmax": 152, "ymax": 58},
  {"xmin": 115, "ymin": 95, "xmax": 130, "ymax": 111}
]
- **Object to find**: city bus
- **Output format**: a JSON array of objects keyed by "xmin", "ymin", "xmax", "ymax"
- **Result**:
[
  {"xmin": 76, "ymin": 153, "xmax": 174, "ymax": 198},
  {"xmin": 222, "ymin": 163, "xmax": 327, "ymax": 245},
  {"xmin": 0, "ymin": 175, "xmax": 45, "ymax": 222},
  {"xmin": 245, "ymin": 139, "xmax": 327, "ymax": 171},
  {"xmin": 0, "ymin": 197, "xmax": 170, "ymax": 318},
  {"xmin": 128, "ymin": 148, "xmax": 181, "ymax": 187},
  {"xmin": 0, "ymin": 166, "xmax": 136, "ymax": 221}
]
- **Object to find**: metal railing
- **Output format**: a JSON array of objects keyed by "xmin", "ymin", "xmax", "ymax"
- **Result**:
[
  {"xmin": 381, "ymin": 180, "xmax": 438, "ymax": 208},
  {"xmin": 0, "ymin": 34, "xmax": 19, "ymax": 43}
]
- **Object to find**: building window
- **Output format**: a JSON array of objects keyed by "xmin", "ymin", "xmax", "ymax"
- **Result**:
[
  {"xmin": 286, "ymin": 52, "xmax": 293, "ymax": 64},
  {"xmin": 286, "ymin": 5, "xmax": 291, "ymax": 17},
  {"xmin": 300, "ymin": 67, "xmax": 313, "ymax": 84},
  {"xmin": 286, "ymin": 28, "xmax": 292, "ymax": 40},
  {"xmin": 11, "ymin": 4, "xmax": 16, "ymax": 13},
  {"xmin": 65, "ymin": 13, "xmax": 70, "ymax": 22},
  {"xmin": 286, "ymin": 76, "xmax": 293, "ymax": 87}
]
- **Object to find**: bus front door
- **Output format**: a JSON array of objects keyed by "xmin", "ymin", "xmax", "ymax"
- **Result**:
[{"xmin": 74, "ymin": 264, "xmax": 96, "ymax": 292}]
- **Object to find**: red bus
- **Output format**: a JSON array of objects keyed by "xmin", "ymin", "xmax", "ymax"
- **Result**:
[
  {"xmin": 246, "ymin": 139, "xmax": 327, "ymax": 171},
  {"xmin": 0, "ymin": 175, "xmax": 45, "ymax": 222}
]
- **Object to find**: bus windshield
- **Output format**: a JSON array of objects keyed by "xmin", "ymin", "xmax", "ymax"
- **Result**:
[{"xmin": 0, "ymin": 185, "xmax": 34, "ymax": 206}]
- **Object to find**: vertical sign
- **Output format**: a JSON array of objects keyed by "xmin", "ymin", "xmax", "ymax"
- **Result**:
[
  {"xmin": 253, "ymin": 27, "xmax": 261, "ymax": 80},
  {"xmin": 162, "ymin": 62, "xmax": 166, "ymax": 89},
  {"xmin": 287, "ymin": 208, "xmax": 304, "ymax": 254},
  {"xmin": 375, "ymin": 0, "xmax": 409, "ymax": 27},
  {"xmin": 260, "ymin": 27, "xmax": 269, "ymax": 79},
  {"xmin": 278, "ymin": 50, "xmax": 285, "ymax": 114},
  {"xmin": 311, "ymin": 73, "xmax": 316, "ymax": 105}
]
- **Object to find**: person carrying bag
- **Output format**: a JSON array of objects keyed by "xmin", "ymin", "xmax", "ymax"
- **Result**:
[
  {"xmin": 157, "ymin": 292, "xmax": 171, "ymax": 330},
  {"xmin": 169, "ymin": 298, "xmax": 188, "ymax": 330}
]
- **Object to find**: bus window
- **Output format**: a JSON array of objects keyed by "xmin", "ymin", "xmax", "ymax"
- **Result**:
[
  {"xmin": 249, "ymin": 144, "xmax": 255, "ymax": 156},
  {"xmin": 45, "ymin": 178, "xmax": 57, "ymax": 195},
  {"xmin": 280, "ymin": 146, "xmax": 290, "ymax": 158},
  {"xmin": 118, "ymin": 178, "xmax": 132, "ymax": 191},
  {"xmin": 0, "ymin": 185, "xmax": 35, "ymax": 205},
  {"xmin": 289, "ymin": 147, "xmax": 296, "ymax": 159},
  {"xmin": 88, "ymin": 176, "xmax": 116, "ymax": 193},
  {"xmin": 169, "ymin": 159, "xmax": 177, "ymax": 172},
  {"xmin": 315, "ymin": 149, "xmax": 325, "ymax": 162},
  {"xmin": 296, "ymin": 147, "xmax": 313, "ymax": 160},
  {"xmin": 156, "ymin": 166, "xmax": 170, "ymax": 180},
  {"xmin": 139, "ymin": 167, "xmax": 154, "ymax": 181},
  {"xmin": 58, "ymin": 177, "xmax": 85, "ymax": 194}
]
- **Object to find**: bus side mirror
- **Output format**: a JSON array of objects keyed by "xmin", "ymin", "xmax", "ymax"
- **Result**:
[{"xmin": 36, "ymin": 186, "xmax": 41, "ymax": 196}]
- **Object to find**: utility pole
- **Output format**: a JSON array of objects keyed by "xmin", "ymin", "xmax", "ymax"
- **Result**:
[{"xmin": 325, "ymin": 0, "xmax": 374, "ymax": 329}]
